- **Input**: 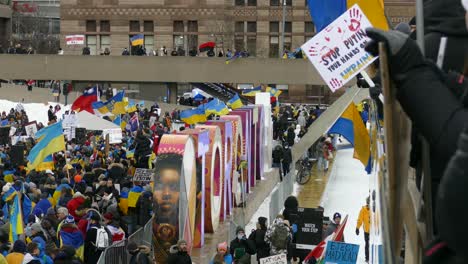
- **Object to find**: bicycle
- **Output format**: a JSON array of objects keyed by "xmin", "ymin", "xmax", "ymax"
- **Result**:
[{"xmin": 296, "ymin": 158, "xmax": 312, "ymax": 185}]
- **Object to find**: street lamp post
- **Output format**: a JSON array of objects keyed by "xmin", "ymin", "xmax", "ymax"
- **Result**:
[{"xmin": 280, "ymin": 0, "xmax": 286, "ymax": 58}]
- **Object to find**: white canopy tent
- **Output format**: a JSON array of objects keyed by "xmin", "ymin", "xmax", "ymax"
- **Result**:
[{"xmin": 75, "ymin": 111, "xmax": 123, "ymax": 144}]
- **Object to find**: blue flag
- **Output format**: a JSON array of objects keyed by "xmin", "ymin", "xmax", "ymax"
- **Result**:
[{"xmin": 307, "ymin": 0, "xmax": 347, "ymax": 32}]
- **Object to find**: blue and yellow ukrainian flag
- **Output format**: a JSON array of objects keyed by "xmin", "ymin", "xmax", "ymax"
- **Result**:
[
  {"xmin": 36, "ymin": 155, "xmax": 55, "ymax": 172},
  {"xmin": 203, "ymin": 99, "xmax": 229, "ymax": 116},
  {"xmin": 27, "ymin": 121, "xmax": 65, "ymax": 171},
  {"xmin": 180, "ymin": 107, "xmax": 207, "ymax": 125},
  {"xmin": 242, "ymin": 86, "xmax": 262, "ymax": 97},
  {"xmin": 130, "ymin": 34, "xmax": 144, "ymax": 46},
  {"xmin": 227, "ymin": 94, "xmax": 243, "ymax": 110},
  {"xmin": 2, "ymin": 187, "xmax": 16, "ymax": 202},
  {"xmin": 128, "ymin": 185, "xmax": 143, "ymax": 208},
  {"xmin": 119, "ymin": 191, "xmax": 129, "ymax": 215},
  {"xmin": 126, "ymin": 149, "xmax": 135, "ymax": 159},
  {"xmin": 113, "ymin": 115, "xmax": 122, "ymax": 126},
  {"xmin": 266, "ymin": 87, "xmax": 282, "ymax": 97},
  {"xmin": 9, "ymin": 195, "xmax": 24, "ymax": 242},
  {"xmin": 328, "ymin": 102, "xmax": 371, "ymax": 173},
  {"xmin": 92, "ymin": 91, "xmax": 126, "ymax": 115}
]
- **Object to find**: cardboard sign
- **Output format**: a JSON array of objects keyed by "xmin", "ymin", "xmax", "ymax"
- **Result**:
[
  {"xmin": 260, "ymin": 254, "xmax": 287, "ymax": 264},
  {"xmin": 302, "ymin": 4, "xmax": 377, "ymax": 92},
  {"xmin": 62, "ymin": 114, "xmax": 79, "ymax": 128},
  {"xmin": 294, "ymin": 207, "xmax": 323, "ymax": 246},
  {"xmin": 66, "ymin": 35, "xmax": 85, "ymax": 45},
  {"xmin": 25, "ymin": 122, "xmax": 37, "ymax": 138},
  {"xmin": 133, "ymin": 168, "xmax": 154, "ymax": 183},
  {"xmin": 324, "ymin": 241, "xmax": 360, "ymax": 264}
]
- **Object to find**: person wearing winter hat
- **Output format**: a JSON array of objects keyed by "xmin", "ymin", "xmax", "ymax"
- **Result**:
[
  {"xmin": 324, "ymin": 212, "xmax": 344, "ymax": 242},
  {"xmin": 210, "ymin": 242, "xmax": 233, "ymax": 264},
  {"xmin": 57, "ymin": 215, "xmax": 84, "ymax": 261},
  {"xmin": 30, "ymin": 222, "xmax": 53, "ymax": 264},
  {"xmin": 104, "ymin": 212, "xmax": 125, "ymax": 242},
  {"xmin": 167, "ymin": 239, "xmax": 192, "ymax": 264},
  {"xmin": 229, "ymin": 226, "xmax": 255, "ymax": 261},
  {"xmin": 248, "ymin": 217, "xmax": 269, "ymax": 263},
  {"xmin": 6, "ymin": 240, "xmax": 26, "ymax": 264},
  {"xmin": 84, "ymin": 211, "xmax": 109, "ymax": 263},
  {"xmin": 128, "ymin": 241, "xmax": 152, "ymax": 264},
  {"xmin": 33, "ymin": 192, "xmax": 51, "ymax": 219}
]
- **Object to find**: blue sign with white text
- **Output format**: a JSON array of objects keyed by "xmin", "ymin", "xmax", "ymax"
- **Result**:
[{"xmin": 324, "ymin": 241, "xmax": 359, "ymax": 264}]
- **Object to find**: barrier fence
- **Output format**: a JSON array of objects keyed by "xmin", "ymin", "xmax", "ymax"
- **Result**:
[
  {"xmin": 269, "ymin": 164, "xmax": 295, "ymax": 224},
  {"xmin": 97, "ymin": 217, "xmax": 154, "ymax": 264}
]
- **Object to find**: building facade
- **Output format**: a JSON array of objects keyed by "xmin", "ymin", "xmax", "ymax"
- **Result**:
[
  {"xmin": 0, "ymin": 0, "xmax": 12, "ymax": 49},
  {"xmin": 60, "ymin": 0, "xmax": 415, "ymax": 103}
]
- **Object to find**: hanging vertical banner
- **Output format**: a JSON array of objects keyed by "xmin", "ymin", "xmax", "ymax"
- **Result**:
[{"xmin": 301, "ymin": 4, "xmax": 377, "ymax": 92}]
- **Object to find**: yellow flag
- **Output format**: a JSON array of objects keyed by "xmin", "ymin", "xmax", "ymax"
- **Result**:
[{"xmin": 348, "ymin": 0, "xmax": 389, "ymax": 30}]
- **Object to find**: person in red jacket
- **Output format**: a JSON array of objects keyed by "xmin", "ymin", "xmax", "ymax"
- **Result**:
[{"xmin": 67, "ymin": 192, "xmax": 86, "ymax": 222}]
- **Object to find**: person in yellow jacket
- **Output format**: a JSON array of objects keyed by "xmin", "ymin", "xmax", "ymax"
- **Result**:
[{"xmin": 356, "ymin": 197, "xmax": 371, "ymax": 262}]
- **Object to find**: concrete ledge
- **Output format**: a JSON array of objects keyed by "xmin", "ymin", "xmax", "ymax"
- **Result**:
[{"xmin": 0, "ymin": 55, "xmax": 328, "ymax": 85}]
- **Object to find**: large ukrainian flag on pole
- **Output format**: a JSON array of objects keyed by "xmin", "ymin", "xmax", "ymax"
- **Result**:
[
  {"xmin": 27, "ymin": 121, "xmax": 66, "ymax": 170},
  {"xmin": 130, "ymin": 34, "xmax": 144, "ymax": 46},
  {"xmin": 92, "ymin": 91, "xmax": 126, "ymax": 115},
  {"xmin": 328, "ymin": 102, "xmax": 371, "ymax": 173},
  {"xmin": 242, "ymin": 86, "xmax": 262, "ymax": 97},
  {"xmin": 203, "ymin": 99, "xmax": 230, "ymax": 116}
]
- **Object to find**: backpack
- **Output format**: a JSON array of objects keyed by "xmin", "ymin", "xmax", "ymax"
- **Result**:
[
  {"xmin": 92, "ymin": 226, "xmax": 110, "ymax": 250},
  {"xmin": 271, "ymin": 224, "xmax": 290, "ymax": 250}
]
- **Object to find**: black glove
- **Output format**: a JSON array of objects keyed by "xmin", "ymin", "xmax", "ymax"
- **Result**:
[
  {"xmin": 365, "ymin": 28, "xmax": 426, "ymax": 82},
  {"xmin": 355, "ymin": 228, "xmax": 360, "ymax": 236}
]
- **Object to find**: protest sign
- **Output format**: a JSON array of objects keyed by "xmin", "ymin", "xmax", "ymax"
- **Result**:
[
  {"xmin": 324, "ymin": 241, "xmax": 359, "ymax": 264},
  {"xmin": 260, "ymin": 254, "xmax": 287, "ymax": 264},
  {"xmin": 302, "ymin": 4, "xmax": 377, "ymax": 92},
  {"xmin": 63, "ymin": 113, "xmax": 79, "ymax": 128},
  {"xmin": 25, "ymin": 122, "xmax": 38, "ymax": 138},
  {"xmin": 133, "ymin": 168, "xmax": 154, "ymax": 183},
  {"xmin": 295, "ymin": 207, "xmax": 323, "ymax": 246},
  {"xmin": 66, "ymin": 35, "xmax": 85, "ymax": 45}
]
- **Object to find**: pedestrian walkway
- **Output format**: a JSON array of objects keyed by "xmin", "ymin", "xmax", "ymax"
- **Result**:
[{"xmin": 296, "ymin": 159, "xmax": 334, "ymax": 208}]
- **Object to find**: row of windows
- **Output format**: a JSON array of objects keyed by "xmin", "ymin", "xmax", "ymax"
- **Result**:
[
  {"xmin": 235, "ymin": 0, "xmax": 293, "ymax": 6},
  {"xmin": 86, "ymin": 20, "xmax": 314, "ymax": 33},
  {"xmin": 84, "ymin": 34, "xmax": 305, "ymax": 58}
]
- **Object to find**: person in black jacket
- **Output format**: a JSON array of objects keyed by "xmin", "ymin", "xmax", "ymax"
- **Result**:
[
  {"xmin": 272, "ymin": 145, "xmax": 284, "ymax": 180},
  {"xmin": 230, "ymin": 226, "xmax": 256, "ymax": 261},
  {"xmin": 136, "ymin": 190, "xmax": 152, "ymax": 227},
  {"xmin": 84, "ymin": 212, "xmax": 109, "ymax": 263},
  {"xmin": 167, "ymin": 240, "xmax": 192, "ymax": 264},
  {"xmin": 283, "ymin": 196, "xmax": 299, "ymax": 223},
  {"xmin": 134, "ymin": 130, "xmax": 153, "ymax": 168},
  {"xmin": 248, "ymin": 217, "xmax": 270, "ymax": 263},
  {"xmin": 282, "ymin": 144, "xmax": 293, "ymax": 177},
  {"xmin": 286, "ymin": 126, "xmax": 296, "ymax": 147}
]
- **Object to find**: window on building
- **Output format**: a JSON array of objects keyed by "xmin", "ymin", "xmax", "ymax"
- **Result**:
[
  {"xmin": 143, "ymin": 21, "xmax": 154, "ymax": 32},
  {"xmin": 51, "ymin": 19, "xmax": 60, "ymax": 34},
  {"xmin": 285, "ymin": 0, "xmax": 292, "ymax": 5},
  {"xmin": 173, "ymin": 21, "xmax": 184, "ymax": 33},
  {"xmin": 86, "ymin": 35, "xmax": 97, "ymax": 55},
  {"xmin": 129, "ymin": 20, "xmax": 140, "ymax": 32},
  {"xmin": 270, "ymin": 21, "xmax": 279, "ymax": 33},
  {"xmin": 187, "ymin": 21, "xmax": 198, "ymax": 32},
  {"xmin": 305, "ymin": 21, "xmax": 315, "ymax": 33},
  {"xmin": 284, "ymin": 36, "xmax": 291, "ymax": 51},
  {"xmin": 235, "ymin": 21, "xmax": 244, "ymax": 33},
  {"xmin": 173, "ymin": 35, "xmax": 185, "ymax": 53},
  {"xmin": 284, "ymin": 22, "xmax": 292, "ymax": 33},
  {"xmin": 247, "ymin": 37, "xmax": 256, "ymax": 56},
  {"xmin": 247, "ymin": 22, "xmax": 256, "ymax": 33},
  {"xmin": 100, "ymin": 35, "xmax": 111, "ymax": 54},
  {"xmin": 100, "ymin": 20, "xmax": 110, "ymax": 32},
  {"xmin": 188, "ymin": 35, "xmax": 198, "ymax": 52},
  {"xmin": 270, "ymin": 0, "xmax": 279, "ymax": 6},
  {"xmin": 269, "ymin": 36, "xmax": 279, "ymax": 58},
  {"xmin": 86, "ymin": 20, "xmax": 97, "ymax": 32},
  {"xmin": 235, "ymin": 0, "xmax": 244, "ymax": 6},
  {"xmin": 144, "ymin": 35, "xmax": 154, "ymax": 53},
  {"xmin": 235, "ymin": 37, "xmax": 244, "ymax": 51},
  {"xmin": 247, "ymin": 0, "xmax": 257, "ymax": 6}
]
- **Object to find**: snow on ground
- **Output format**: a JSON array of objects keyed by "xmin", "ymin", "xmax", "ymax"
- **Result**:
[
  {"xmin": 320, "ymin": 145, "xmax": 369, "ymax": 263},
  {"xmin": 0, "ymin": 99, "xmax": 71, "ymax": 125},
  {"xmin": 247, "ymin": 143, "xmax": 369, "ymax": 263}
]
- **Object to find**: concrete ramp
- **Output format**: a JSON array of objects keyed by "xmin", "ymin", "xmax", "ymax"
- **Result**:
[{"xmin": 291, "ymin": 87, "xmax": 369, "ymax": 163}]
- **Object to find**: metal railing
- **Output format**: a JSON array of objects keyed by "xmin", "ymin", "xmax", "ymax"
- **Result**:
[
  {"xmin": 268, "ymin": 165, "xmax": 295, "ymax": 224},
  {"xmin": 97, "ymin": 218, "xmax": 153, "ymax": 264}
]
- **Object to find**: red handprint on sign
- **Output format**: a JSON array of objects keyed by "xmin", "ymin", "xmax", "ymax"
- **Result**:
[
  {"xmin": 347, "ymin": 8, "xmax": 362, "ymax": 32},
  {"xmin": 329, "ymin": 78, "xmax": 343, "ymax": 89}
]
